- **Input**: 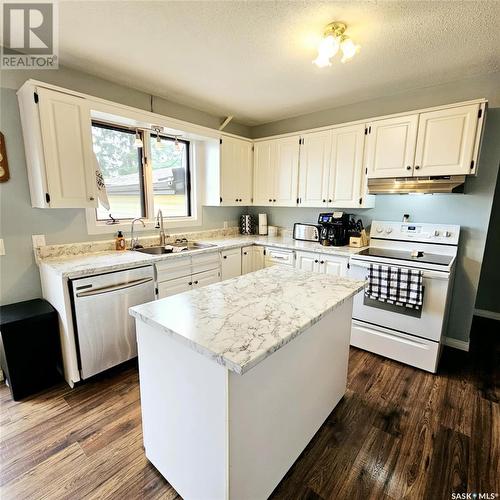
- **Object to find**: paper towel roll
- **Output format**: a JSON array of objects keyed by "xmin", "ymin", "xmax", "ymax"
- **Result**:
[{"xmin": 258, "ymin": 213, "xmax": 268, "ymax": 235}]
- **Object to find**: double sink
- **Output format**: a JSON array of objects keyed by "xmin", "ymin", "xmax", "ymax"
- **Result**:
[{"xmin": 136, "ymin": 241, "xmax": 217, "ymax": 255}]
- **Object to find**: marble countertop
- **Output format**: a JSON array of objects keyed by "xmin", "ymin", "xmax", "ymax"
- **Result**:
[
  {"xmin": 39, "ymin": 235, "xmax": 367, "ymax": 279},
  {"xmin": 129, "ymin": 266, "xmax": 365, "ymax": 375}
]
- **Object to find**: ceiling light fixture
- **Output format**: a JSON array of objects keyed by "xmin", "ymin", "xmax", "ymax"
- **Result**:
[
  {"xmin": 313, "ymin": 22, "xmax": 360, "ymax": 67},
  {"xmin": 134, "ymin": 130, "xmax": 143, "ymax": 148}
]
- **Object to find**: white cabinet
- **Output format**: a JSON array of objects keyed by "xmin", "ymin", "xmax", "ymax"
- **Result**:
[
  {"xmin": 295, "ymin": 251, "xmax": 348, "ymax": 277},
  {"xmin": 205, "ymin": 136, "xmax": 253, "ymax": 207},
  {"xmin": 241, "ymin": 246, "xmax": 265, "ymax": 274},
  {"xmin": 414, "ymin": 104, "xmax": 480, "ymax": 176},
  {"xmin": 274, "ymin": 137, "xmax": 300, "ymax": 206},
  {"xmin": 158, "ymin": 276, "xmax": 193, "ymax": 299},
  {"xmin": 221, "ymin": 248, "xmax": 242, "ymax": 280},
  {"xmin": 18, "ymin": 84, "xmax": 97, "ymax": 208},
  {"xmin": 264, "ymin": 247, "xmax": 295, "ymax": 267},
  {"xmin": 253, "ymin": 137, "xmax": 300, "ymax": 206},
  {"xmin": 366, "ymin": 115, "xmax": 419, "ymax": 178},
  {"xmin": 193, "ymin": 268, "xmax": 221, "ymax": 288},
  {"xmin": 253, "ymin": 140, "xmax": 275, "ymax": 205},
  {"xmin": 298, "ymin": 131, "xmax": 331, "ymax": 207},
  {"xmin": 328, "ymin": 124, "xmax": 366, "ymax": 208},
  {"xmin": 220, "ymin": 136, "xmax": 253, "ymax": 205}
]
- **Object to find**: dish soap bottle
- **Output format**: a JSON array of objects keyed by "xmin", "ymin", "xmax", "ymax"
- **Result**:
[{"xmin": 115, "ymin": 231, "xmax": 126, "ymax": 251}]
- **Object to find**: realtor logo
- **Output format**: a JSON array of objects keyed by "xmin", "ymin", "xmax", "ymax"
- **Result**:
[{"xmin": 2, "ymin": 2, "xmax": 58, "ymax": 69}]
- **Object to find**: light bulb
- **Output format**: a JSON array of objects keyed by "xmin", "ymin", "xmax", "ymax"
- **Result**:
[
  {"xmin": 174, "ymin": 138, "xmax": 181, "ymax": 151},
  {"xmin": 134, "ymin": 131, "xmax": 143, "ymax": 148},
  {"xmin": 340, "ymin": 37, "xmax": 360, "ymax": 63},
  {"xmin": 155, "ymin": 134, "xmax": 164, "ymax": 149},
  {"xmin": 313, "ymin": 34, "xmax": 339, "ymax": 67}
]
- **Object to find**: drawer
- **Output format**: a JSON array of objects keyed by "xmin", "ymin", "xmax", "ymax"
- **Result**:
[
  {"xmin": 155, "ymin": 256, "xmax": 191, "ymax": 282},
  {"xmin": 265, "ymin": 247, "xmax": 295, "ymax": 267},
  {"xmin": 351, "ymin": 320, "xmax": 440, "ymax": 373},
  {"xmin": 192, "ymin": 251, "xmax": 220, "ymax": 274}
]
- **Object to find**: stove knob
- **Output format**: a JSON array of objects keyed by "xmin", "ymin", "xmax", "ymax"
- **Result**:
[
  {"xmin": 434, "ymin": 230, "xmax": 440, "ymax": 236},
  {"xmin": 443, "ymin": 231, "xmax": 451, "ymax": 238},
  {"xmin": 376, "ymin": 226, "xmax": 383, "ymax": 233},
  {"xmin": 385, "ymin": 228, "xmax": 393, "ymax": 234}
]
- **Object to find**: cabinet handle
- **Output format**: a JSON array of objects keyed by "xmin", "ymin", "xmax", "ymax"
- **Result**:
[
  {"xmin": 89, "ymin": 196, "xmax": 95, "ymax": 201},
  {"xmin": 188, "ymin": 282, "xmax": 193, "ymax": 286},
  {"xmin": 268, "ymin": 198, "xmax": 272, "ymax": 202},
  {"xmin": 406, "ymin": 166, "xmax": 411, "ymax": 170},
  {"xmin": 314, "ymin": 259, "xmax": 318, "ymax": 263},
  {"xmin": 235, "ymin": 198, "xmax": 238, "ymax": 201},
  {"xmin": 243, "ymin": 252, "xmax": 247, "ymax": 255},
  {"xmin": 328, "ymin": 199, "xmax": 332, "ymax": 203},
  {"xmin": 239, "ymin": 198, "xmax": 242, "ymax": 202},
  {"xmin": 322, "ymin": 199, "xmax": 326, "ymax": 203},
  {"xmin": 320, "ymin": 260, "xmax": 325, "ymax": 264},
  {"xmin": 273, "ymin": 199, "xmax": 276, "ymax": 202},
  {"xmin": 223, "ymin": 255, "xmax": 227, "ymax": 259},
  {"xmin": 194, "ymin": 280, "xmax": 199, "ymax": 285},
  {"xmin": 415, "ymin": 165, "xmax": 420, "ymax": 170}
]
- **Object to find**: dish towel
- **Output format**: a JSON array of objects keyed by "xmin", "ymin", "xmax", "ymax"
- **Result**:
[
  {"xmin": 94, "ymin": 152, "xmax": 110, "ymax": 211},
  {"xmin": 365, "ymin": 264, "xmax": 423, "ymax": 309}
]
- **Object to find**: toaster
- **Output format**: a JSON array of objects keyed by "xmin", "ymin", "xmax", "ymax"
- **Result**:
[{"xmin": 293, "ymin": 223, "xmax": 320, "ymax": 242}]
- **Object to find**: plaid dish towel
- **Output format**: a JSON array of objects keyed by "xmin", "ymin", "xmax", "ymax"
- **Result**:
[{"xmin": 365, "ymin": 264, "xmax": 423, "ymax": 309}]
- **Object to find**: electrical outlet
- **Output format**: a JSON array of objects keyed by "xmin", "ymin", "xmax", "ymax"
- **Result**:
[
  {"xmin": 32, "ymin": 234, "xmax": 46, "ymax": 248},
  {"xmin": 0, "ymin": 239, "xmax": 5, "ymax": 256},
  {"xmin": 223, "ymin": 221, "xmax": 228, "ymax": 229}
]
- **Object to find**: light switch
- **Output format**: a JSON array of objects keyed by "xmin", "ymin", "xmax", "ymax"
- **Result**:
[
  {"xmin": 0, "ymin": 238, "xmax": 5, "ymax": 256},
  {"xmin": 32, "ymin": 234, "xmax": 46, "ymax": 248}
]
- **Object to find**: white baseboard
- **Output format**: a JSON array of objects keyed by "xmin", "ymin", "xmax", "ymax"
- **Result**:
[
  {"xmin": 474, "ymin": 308, "xmax": 500, "ymax": 321},
  {"xmin": 443, "ymin": 337, "xmax": 470, "ymax": 352}
]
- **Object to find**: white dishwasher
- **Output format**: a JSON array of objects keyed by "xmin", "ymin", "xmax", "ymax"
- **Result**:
[{"xmin": 71, "ymin": 266, "xmax": 154, "ymax": 379}]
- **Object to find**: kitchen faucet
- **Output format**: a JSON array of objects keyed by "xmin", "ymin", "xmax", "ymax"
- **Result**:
[
  {"xmin": 130, "ymin": 218, "xmax": 145, "ymax": 249},
  {"xmin": 155, "ymin": 209, "xmax": 166, "ymax": 246}
]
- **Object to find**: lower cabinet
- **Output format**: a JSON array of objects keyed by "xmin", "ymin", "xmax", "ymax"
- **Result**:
[
  {"xmin": 295, "ymin": 251, "xmax": 349, "ymax": 277},
  {"xmin": 241, "ymin": 246, "xmax": 265, "ymax": 274},
  {"xmin": 157, "ymin": 268, "xmax": 221, "ymax": 299},
  {"xmin": 221, "ymin": 248, "xmax": 242, "ymax": 280}
]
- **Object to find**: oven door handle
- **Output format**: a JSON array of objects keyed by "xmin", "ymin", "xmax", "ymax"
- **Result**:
[{"xmin": 349, "ymin": 260, "xmax": 450, "ymax": 280}]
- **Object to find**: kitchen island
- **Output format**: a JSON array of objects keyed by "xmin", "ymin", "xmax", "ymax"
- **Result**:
[{"xmin": 130, "ymin": 266, "xmax": 364, "ymax": 500}]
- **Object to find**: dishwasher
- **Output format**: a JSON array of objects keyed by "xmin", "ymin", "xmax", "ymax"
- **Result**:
[{"xmin": 71, "ymin": 266, "xmax": 154, "ymax": 379}]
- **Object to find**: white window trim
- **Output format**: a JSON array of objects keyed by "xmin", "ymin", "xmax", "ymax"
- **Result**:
[{"xmin": 86, "ymin": 138, "xmax": 203, "ymax": 236}]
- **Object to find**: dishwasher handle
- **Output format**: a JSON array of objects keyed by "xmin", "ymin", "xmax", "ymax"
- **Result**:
[{"xmin": 76, "ymin": 277, "xmax": 153, "ymax": 297}]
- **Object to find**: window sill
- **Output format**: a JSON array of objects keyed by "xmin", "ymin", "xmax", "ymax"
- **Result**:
[{"xmin": 85, "ymin": 209, "xmax": 201, "ymax": 235}]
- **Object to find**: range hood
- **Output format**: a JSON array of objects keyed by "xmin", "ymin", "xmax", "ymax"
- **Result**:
[{"xmin": 368, "ymin": 175, "xmax": 466, "ymax": 195}]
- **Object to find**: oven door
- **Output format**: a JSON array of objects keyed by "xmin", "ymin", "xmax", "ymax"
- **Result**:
[{"xmin": 349, "ymin": 259, "xmax": 451, "ymax": 342}]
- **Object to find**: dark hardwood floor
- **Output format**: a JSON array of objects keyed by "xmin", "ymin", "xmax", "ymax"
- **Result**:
[{"xmin": 1, "ymin": 316, "xmax": 498, "ymax": 499}]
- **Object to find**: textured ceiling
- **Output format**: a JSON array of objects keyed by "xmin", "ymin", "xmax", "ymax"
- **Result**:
[{"xmin": 58, "ymin": 1, "xmax": 500, "ymax": 125}]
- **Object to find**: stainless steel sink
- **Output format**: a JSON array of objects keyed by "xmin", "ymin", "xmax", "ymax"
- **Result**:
[{"xmin": 136, "ymin": 241, "xmax": 217, "ymax": 255}]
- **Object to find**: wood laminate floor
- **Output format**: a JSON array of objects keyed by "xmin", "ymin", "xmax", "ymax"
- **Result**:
[{"xmin": 1, "ymin": 316, "xmax": 498, "ymax": 500}]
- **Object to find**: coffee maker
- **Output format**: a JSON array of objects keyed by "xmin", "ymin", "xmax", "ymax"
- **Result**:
[{"xmin": 318, "ymin": 212, "xmax": 350, "ymax": 246}]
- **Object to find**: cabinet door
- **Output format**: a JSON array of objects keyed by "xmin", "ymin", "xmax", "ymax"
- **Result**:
[
  {"xmin": 414, "ymin": 104, "xmax": 479, "ymax": 176},
  {"xmin": 295, "ymin": 251, "xmax": 320, "ymax": 273},
  {"xmin": 220, "ymin": 137, "xmax": 253, "ymax": 205},
  {"xmin": 319, "ymin": 254, "xmax": 348, "ymax": 276},
  {"xmin": 298, "ymin": 131, "xmax": 331, "ymax": 207},
  {"xmin": 192, "ymin": 269, "xmax": 221, "ymax": 289},
  {"xmin": 274, "ymin": 137, "xmax": 300, "ymax": 206},
  {"xmin": 157, "ymin": 276, "xmax": 192, "ymax": 299},
  {"xmin": 366, "ymin": 115, "xmax": 418, "ymax": 178},
  {"xmin": 241, "ymin": 246, "xmax": 253, "ymax": 274},
  {"xmin": 253, "ymin": 141, "xmax": 275, "ymax": 205},
  {"xmin": 221, "ymin": 248, "xmax": 242, "ymax": 280},
  {"xmin": 251, "ymin": 246, "xmax": 265, "ymax": 272},
  {"xmin": 37, "ymin": 87, "xmax": 97, "ymax": 208},
  {"xmin": 328, "ymin": 124, "xmax": 365, "ymax": 207}
]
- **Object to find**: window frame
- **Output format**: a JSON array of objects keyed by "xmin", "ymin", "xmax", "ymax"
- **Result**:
[{"xmin": 86, "ymin": 119, "xmax": 201, "ymax": 236}]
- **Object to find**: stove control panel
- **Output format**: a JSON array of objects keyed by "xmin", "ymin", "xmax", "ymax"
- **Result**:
[{"xmin": 371, "ymin": 221, "xmax": 460, "ymax": 245}]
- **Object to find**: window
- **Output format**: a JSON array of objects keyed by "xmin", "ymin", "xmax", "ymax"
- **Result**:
[
  {"xmin": 150, "ymin": 135, "xmax": 191, "ymax": 217},
  {"xmin": 92, "ymin": 123, "xmax": 145, "ymax": 221},
  {"xmin": 90, "ymin": 122, "xmax": 192, "ymax": 225}
]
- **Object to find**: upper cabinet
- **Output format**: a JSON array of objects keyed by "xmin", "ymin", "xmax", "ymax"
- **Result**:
[
  {"xmin": 253, "ymin": 137, "xmax": 300, "ymax": 206},
  {"xmin": 220, "ymin": 136, "xmax": 253, "ymax": 205},
  {"xmin": 18, "ymin": 84, "xmax": 97, "ymax": 208},
  {"xmin": 414, "ymin": 104, "xmax": 480, "ymax": 176},
  {"xmin": 298, "ymin": 130, "xmax": 331, "ymax": 207},
  {"xmin": 297, "ymin": 124, "xmax": 373, "ymax": 209},
  {"xmin": 366, "ymin": 103, "xmax": 485, "ymax": 179},
  {"xmin": 365, "ymin": 115, "xmax": 419, "ymax": 178}
]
